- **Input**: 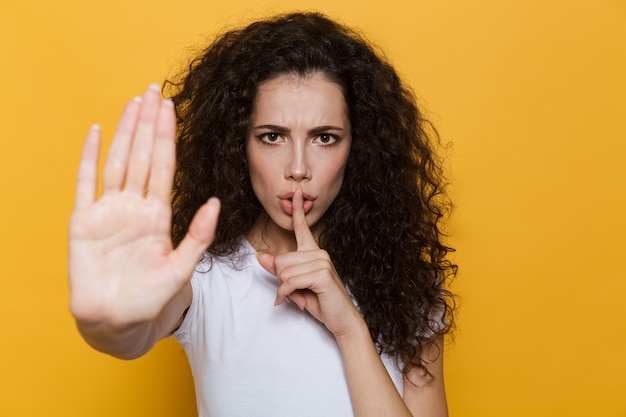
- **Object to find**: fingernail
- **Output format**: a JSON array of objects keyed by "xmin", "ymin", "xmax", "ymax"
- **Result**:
[
  {"xmin": 285, "ymin": 296, "xmax": 291, "ymax": 304},
  {"xmin": 148, "ymin": 83, "xmax": 161, "ymax": 91},
  {"xmin": 132, "ymin": 96, "xmax": 142, "ymax": 103},
  {"xmin": 91, "ymin": 123, "xmax": 101, "ymax": 131},
  {"xmin": 162, "ymin": 99, "xmax": 174, "ymax": 108}
]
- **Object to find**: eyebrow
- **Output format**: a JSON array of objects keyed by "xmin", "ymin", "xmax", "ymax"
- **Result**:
[{"xmin": 252, "ymin": 124, "xmax": 346, "ymax": 135}]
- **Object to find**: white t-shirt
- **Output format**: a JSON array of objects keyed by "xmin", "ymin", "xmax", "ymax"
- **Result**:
[{"xmin": 174, "ymin": 239, "xmax": 403, "ymax": 417}]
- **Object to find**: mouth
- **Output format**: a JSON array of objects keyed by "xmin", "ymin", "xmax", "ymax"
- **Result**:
[{"xmin": 278, "ymin": 192, "xmax": 315, "ymax": 215}]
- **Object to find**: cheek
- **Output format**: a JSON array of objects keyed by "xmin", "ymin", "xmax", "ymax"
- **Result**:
[
  {"xmin": 247, "ymin": 152, "xmax": 280, "ymax": 199},
  {"xmin": 326, "ymin": 150, "xmax": 350, "ymax": 184},
  {"xmin": 315, "ymin": 161, "xmax": 348, "ymax": 203},
  {"xmin": 247, "ymin": 147, "xmax": 268, "ymax": 183},
  {"xmin": 248, "ymin": 162, "xmax": 265, "ymax": 193}
]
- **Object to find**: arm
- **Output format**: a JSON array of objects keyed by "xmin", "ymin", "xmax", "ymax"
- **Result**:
[
  {"xmin": 334, "ymin": 317, "xmax": 448, "ymax": 416},
  {"xmin": 402, "ymin": 337, "xmax": 448, "ymax": 417},
  {"xmin": 335, "ymin": 315, "xmax": 413, "ymax": 416},
  {"xmin": 74, "ymin": 282, "xmax": 193, "ymax": 360},
  {"xmin": 69, "ymin": 85, "xmax": 220, "ymax": 359}
]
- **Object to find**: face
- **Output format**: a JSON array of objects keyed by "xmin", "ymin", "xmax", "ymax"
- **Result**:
[{"xmin": 246, "ymin": 72, "xmax": 352, "ymax": 234}]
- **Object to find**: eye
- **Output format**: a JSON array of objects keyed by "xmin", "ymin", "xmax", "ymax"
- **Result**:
[
  {"xmin": 258, "ymin": 132, "xmax": 283, "ymax": 145},
  {"xmin": 314, "ymin": 133, "xmax": 338, "ymax": 146}
]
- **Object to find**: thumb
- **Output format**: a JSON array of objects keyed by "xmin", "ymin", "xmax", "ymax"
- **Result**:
[
  {"xmin": 257, "ymin": 252, "xmax": 276, "ymax": 276},
  {"xmin": 174, "ymin": 197, "xmax": 220, "ymax": 272}
]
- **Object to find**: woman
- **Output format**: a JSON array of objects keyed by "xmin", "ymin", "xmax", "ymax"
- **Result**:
[{"xmin": 69, "ymin": 12, "xmax": 456, "ymax": 417}]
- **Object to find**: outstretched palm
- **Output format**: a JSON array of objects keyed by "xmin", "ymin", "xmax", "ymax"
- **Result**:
[{"xmin": 69, "ymin": 85, "xmax": 220, "ymax": 330}]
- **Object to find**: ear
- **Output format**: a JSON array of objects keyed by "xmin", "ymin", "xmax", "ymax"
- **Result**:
[{"xmin": 257, "ymin": 252, "xmax": 277, "ymax": 276}]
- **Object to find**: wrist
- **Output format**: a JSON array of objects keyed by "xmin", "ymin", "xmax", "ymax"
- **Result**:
[{"xmin": 333, "ymin": 310, "xmax": 372, "ymax": 348}]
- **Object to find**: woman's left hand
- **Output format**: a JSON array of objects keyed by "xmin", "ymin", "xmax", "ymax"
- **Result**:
[{"xmin": 257, "ymin": 187, "xmax": 362, "ymax": 338}]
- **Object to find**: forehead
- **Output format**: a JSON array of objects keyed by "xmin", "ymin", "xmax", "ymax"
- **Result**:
[{"xmin": 250, "ymin": 73, "xmax": 349, "ymax": 128}]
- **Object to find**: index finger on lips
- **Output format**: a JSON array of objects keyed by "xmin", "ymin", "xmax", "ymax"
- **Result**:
[{"xmin": 292, "ymin": 186, "xmax": 318, "ymax": 251}]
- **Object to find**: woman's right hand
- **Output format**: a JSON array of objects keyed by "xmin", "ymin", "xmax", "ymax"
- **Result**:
[{"xmin": 68, "ymin": 85, "xmax": 220, "ymax": 336}]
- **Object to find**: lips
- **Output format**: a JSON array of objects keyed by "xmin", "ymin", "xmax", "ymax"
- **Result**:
[{"xmin": 278, "ymin": 191, "xmax": 315, "ymax": 215}]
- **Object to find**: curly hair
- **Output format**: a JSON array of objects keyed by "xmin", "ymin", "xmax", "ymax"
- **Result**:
[{"xmin": 165, "ymin": 11, "xmax": 457, "ymax": 381}]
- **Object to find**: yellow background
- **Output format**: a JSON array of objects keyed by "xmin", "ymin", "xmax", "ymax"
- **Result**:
[{"xmin": 1, "ymin": 0, "xmax": 625, "ymax": 416}]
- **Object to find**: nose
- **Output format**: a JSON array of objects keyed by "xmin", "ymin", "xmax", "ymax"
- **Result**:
[{"xmin": 284, "ymin": 140, "xmax": 311, "ymax": 182}]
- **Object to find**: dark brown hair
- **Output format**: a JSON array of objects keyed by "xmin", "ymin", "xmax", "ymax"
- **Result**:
[{"xmin": 165, "ymin": 12, "xmax": 457, "ymax": 380}]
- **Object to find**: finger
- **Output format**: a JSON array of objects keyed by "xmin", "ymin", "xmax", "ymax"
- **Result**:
[
  {"xmin": 172, "ymin": 198, "xmax": 221, "ymax": 277},
  {"xmin": 285, "ymin": 290, "xmax": 308, "ymax": 310},
  {"xmin": 102, "ymin": 97, "xmax": 141, "ymax": 194},
  {"xmin": 147, "ymin": 99, "xmax": 176, "ymax": 203},
  {"xmin": 125, "ymin": 84, "xmax": 162, "ymax": 193},
  {"xmin": 74, "ymin": 124, "xmax": 102, "ymax": 210},
  {"xmin": 275, "ymin": 271, "xmax": 325, "ymax": 306},
  {"xmin": 257, "ymin": 252, "xmax": 277, "ymax": 276},
  {"xmin": 292, "ymin": 186, "xmax": 317, "ymax": 251},
  {"xmin": 272, "ymin": 251, "xmax": 331, "ymax": 280}
]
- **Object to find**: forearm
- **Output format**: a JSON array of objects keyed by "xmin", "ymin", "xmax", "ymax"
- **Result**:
[
  {"xmin": 72, "ymin": 283, "xmax": 191, "ymax": 360},
  {"xmin": 76, "ymin": 319, "xmax": 159, "ymax": 360},
  {"xmin": 336, "ymin": 316, "xmax": 413, "ymax": 417}
]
